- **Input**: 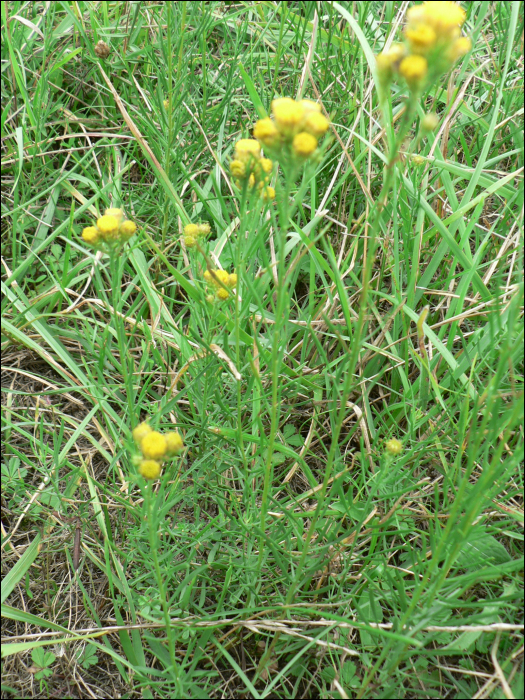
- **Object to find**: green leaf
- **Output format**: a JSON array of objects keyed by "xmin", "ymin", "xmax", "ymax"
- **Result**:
[
  {"xmin": 238, "ymin": 63, "xmax": 267, "ymax": 118},
  {"xmin": 456, "ymin": 528, "xmax": 511, "ymax": 569}
]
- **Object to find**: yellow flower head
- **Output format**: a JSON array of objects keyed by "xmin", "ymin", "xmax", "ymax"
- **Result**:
[
  {"xmin": 259, "ymin": 157, "xmax": 273, "ymax": 175},
  {"xmin": 292, "ymin": 132, "xmax": 318, "ymax": 158},
  {"xmin": 139, "ymin": 459, "xmax": 161, "ymax": 480},
  {"xmin": 377, "ymin": 43, "xmax": 406, "ymax": 67},
  {"xmin": 203, "ymin": 270, "xmax": 212, "ymax": 284},
  {"xmin": 399, "ymin": 55, "xmax": 428, "ymax": 88},
  {"xmin": 197, "ymin": 222, "xmax": 211, "ymax": 236},
  {"xmin": 184, "ymin": 223, "xmax": 199, "ymax": 237},
  {"xmin": 104, "ymin": 208, "xmax": 124, "ymax": 225},
  {"xmin": 406, "ymin": 4, "xmax": 427, "ymax": 26},
  {"xmin": 140, "ymin": 431, "xmax": 167, "ymax": 460},
  {"xmin": 184, "ymin": 235, "xmax": 196, "ymax": 248},
  {"xmin": 303, "ymin": 112, "xmax": 330, "ymax": 138},
  {"xmin": 96, "ymin": 215, "xmax": 120, "ymax": 239},
  {"xmin": 132, "ymin": 421, "xmax": 152, "ymax": 444},
  {"xmin": 234, "ymin": 139, "xmax": 261, "ymax": 163},
  {"xmin": 165, "ymin": 431, "xmax": 184, "ymax": 456},
  {"xmin": 253, "ymin": 118, "xmax": 280, "ymax": 147},
  {"xmin": 376, "ymin": 43, "xmax": 406, "ymax": 84},
  {"xmin": 405, "ymin": 24, "xmax": 437, "ymax": 53},
  {"xmin": 448, "ymin": 36, "xmax": 471, "ymax": 61},
  {"xmin": 248, "ymin": 173, "xmax": 256, "ymax": 188},
  {"xmin": 120, "ymin": 220, "xmax": 137, "ymax": 239},
  {"xmin": 163, "ymin": 99, "xmax": 169, "ymax": 110},
  {"xmin": 82, "ymin": 226, "xmax": 99, "ymax": 245},
  {"xmin": 272, "ymin": 97, "xmax": 305, "ymax": 135},
  {"xmin": 385, "ymin": 438, "xmax": 403, "ymax": 456},
  {"xmin": 216, "ymin": 288, "xmax": 229, "ymax": 301},
  {"xmin": 417, "ymin": 1, "xmax": 467, "ymax": 36},
  {"xmin": 262, "ymin": 186, "xmax": 275, "ymax": 202},
  {"xmin": 227, "ymin": 273, "xmax": 238, "ymax": 288},
  {"xmin": 213, "ymin": 269, "xmax": 230, "ymax": 287},
  {"xmin": 230, "ymin": 159, "xmax": 246, "ymax": 179},
  {"xmin": 388, "ymin": 43, "xmax": 407, "ymax": 63}
]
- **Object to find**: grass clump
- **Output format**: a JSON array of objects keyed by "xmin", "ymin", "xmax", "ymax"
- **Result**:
[{"xmin": 1, "ymin": 2, "xmax": 523, "ymax": 699}]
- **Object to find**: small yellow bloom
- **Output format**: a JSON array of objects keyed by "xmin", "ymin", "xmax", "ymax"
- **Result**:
[
  {"xmin": 165, "ymin": 431, "xmax": 184, "ymax": 456},
  {"xmin": 184, "ymin": 235, "xmax": 196, "ymax": 248},
  {"xmin": 419, "ymin": 1, "xmax": 467, "ymax": 36},
  {"xmin": 205, "ymin": 294, "xmax": 215, "ymax": 304},
  {"xmin": 292, "ymin": 132, "xmax": 318, "ymax": 158},
  {"xmin": 377, "ymin": 43, "xmax": 406, "ymax": 70},
  {"xmin": 303, "ymin": 112, "xmax": 330, "ymax": 138},
  {"xmin": 82, "ymin": 226, "xmax": 99, "ymax": 245},
  {"xmin": 197, "ymin": 222, "xmax": 211, "ymax": 236},
  {"xmin": 248, "ymin": 173, "xmax": 256, "ymax": 188},
  {"xmin": 406, "ymin": 4, "xmax": 427, "ymax": 26},
  {"xmin": 262, "ymin": 186, "xmax": 275, "ymax": 201},
  {"xmin": 448, "ymin": 36, "xmax": 471, "ymax": 61},
  {"xmin": 399, "ymin": 55, "xmax": 428, "ymax": 88},
  {"xmin": 272, "ymin": 97, "xmax": 305, "ymax": 136},
  {"xmin": 214, "ymin": 269, "xmax": 230, "ymax": 286},
  {"xmin": 376, "ymin": 45, "xmax": 407, "ymax": 85},
  {"xmin": 132, "ymin": 421, "xmax": 152, "ymax": 444},
  {"xmin": 227, "ymin": 273, "xmax": 238, "ymax": 288},
  {"xmin": 184, "ymin": 223, "xmax": 200, "ymax": 237},
  {"xmin": 230, "ymin": 159, "xmax": 246, "ymax": 178},
  {"xmin": 389, "ymin": 43, "xmax": 407, "ymax": 62},
  {"xmin": 253, "ymin": 118, "xmax": 280, "ymax": 147},
  {"xmin": 96, "ymin": 215, "xmax": 120, "ymax": 238},
  {"xmin": 412, "ymin": 155, "xmax": 425, "ymax": 166},
  {"xmin": 405, "ymin": 24, "xmax": 437, "ymax": 53},
  {"xmin": 259, "ymin": 157, "xmax": 273, "ymax": 175},
  {"xmin": 234, "ymin": 139, "xmax": 261, "ymax": 163},
  {"xmin": 385, "ymin": 438, "xmax": 403, "ymax": 456},
  {"xmin": 139, "ymin": 459, "xmax": 161, "ymax": 480},
  {"xmin": 120, "ymin": 220, "xmax": 137, "ymax": 239},
  {"xmin": 216, "ymin": 288, "xmax": 229, "ymax": 300},
  {"xmin": 140, "ymin": 431, "xmax": 167, "ymax": 460},
  {"xmin": 204, "ymin": 269, "xmax": 230, "ymax": 288},
  {"xmin": 163, "ymin": 99, "xmax": 169, "ymax": 109},
  {"xmin": 104, "ymin": 208, "xmax": 124, "ymax": 225}
]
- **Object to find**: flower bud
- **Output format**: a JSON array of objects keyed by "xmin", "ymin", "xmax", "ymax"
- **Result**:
[
  {"xmin": 385, "ymin": 438, "xmax": 403, "ymax": 456},
  {"xmin": 421, "ymin": 113, "xmax": 439, "ymax": 132}
]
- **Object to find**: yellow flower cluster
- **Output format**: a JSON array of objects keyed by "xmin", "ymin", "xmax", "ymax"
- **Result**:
[
  {"xmin": 376, "ymin": 2, "xmax": 471, "ymax": 91},
  {"xmin": 203, "ymin": 268, "xmax": 237, "ymax": 302},
  {"xmin": 183, "ymin": 221, "xmax": 211, "ymax": 249},
  {"xmin": 230, "ymin": 139, "xmax": 275, "ymax": 200},
  {"xmin": 82, "ymin": 208, "xmax": 137, "ymax": 248},
  {"xmin": 253, "ymin": 97, "xmax": 330, "ymax": 161},
  {"xmin": 132, "ymin": 421, "xmax": 184, "ymax": 480}
]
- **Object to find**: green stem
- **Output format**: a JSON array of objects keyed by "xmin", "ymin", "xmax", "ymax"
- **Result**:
[
  {"xmin": 145, "ymin": 483, "xmax": 180, "ymax": 684},
  {"xmin": 235, "ymin": 186, "xmax": 249, "ymax": 480},
  {"xmin": 109, "ymin": 251, "xmax": 136, "ymax": 428},
  {"xmin": 257, "ymin": 175, "xmax": 293, "ymax": 579}
]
